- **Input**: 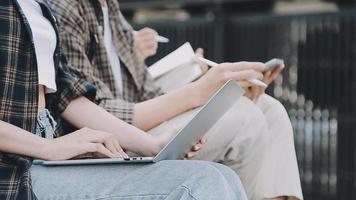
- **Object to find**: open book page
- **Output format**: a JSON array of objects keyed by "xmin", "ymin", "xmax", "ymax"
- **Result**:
[
  {"xmin": 148, "ymin": 42, "xmax": 203, "ymax": 92},
  {"xmin": 154, "ymin": 63, "xmax": 202, "ymax": 92}
]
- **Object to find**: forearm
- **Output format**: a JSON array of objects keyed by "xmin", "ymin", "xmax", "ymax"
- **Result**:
[
  {"xmin": 0, "ymin": 121, "xmax": 47, "ymax": 159},
  {"xmin": 61, "ymin": 97, "xmax": 162, "ymax": 156},
  {"xmin": 133, "ymin": 84, "xmax": 199, "ymax": 131}
]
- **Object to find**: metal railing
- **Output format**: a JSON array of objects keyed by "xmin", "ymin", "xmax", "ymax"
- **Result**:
[{"xmin": 131, "ymin": 9, "xmax": 356, "ymax": 200}]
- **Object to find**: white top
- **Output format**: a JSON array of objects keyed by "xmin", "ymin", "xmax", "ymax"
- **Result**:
[
  {"xmin": 102, "ymin": 4, "xmax": 123, "ymax": 92},
  {"xmin": 17, "ymin": 0, "xmax": 57, "ymax": 93}
]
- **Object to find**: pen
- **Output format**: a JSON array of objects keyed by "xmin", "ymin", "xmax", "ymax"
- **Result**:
[
  {"xmin": 133, "ymin": 31, "xmax": 170, "ymax": 43},
  {"xmin": 197, "ymin": 57, "xmax": 268, "ymax": 87},
  {"xmin": 155, "ymin": 35, "xmax": 170, "ymax": 43}
]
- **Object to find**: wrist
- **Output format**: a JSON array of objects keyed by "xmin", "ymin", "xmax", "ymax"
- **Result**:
[
  {"xmin": 182, "ymin": 82, "xmax": 205, "ymax": 108},
  {"xmin": 145, "ymin": 137, "xmax": 163, "ymax": 156},
  {"xmin": 34, "ymin": 139, "xmax": 53, "ymax": 160}
]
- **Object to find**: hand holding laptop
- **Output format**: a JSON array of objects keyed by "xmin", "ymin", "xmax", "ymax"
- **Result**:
[
  {"xmin": 34, "ymin": 81, "xmax": 243, "ymax": 166},
  {"xmin": 155, "ymin": 125, "xmax": 208, "ymax": 160},
  {"xmin": 185, "ymin": 136, "xmax": 207, "ymax": 159},
  {"xmin": 36, "ymin": 125, "xmax": 206, "ymax": 165}
]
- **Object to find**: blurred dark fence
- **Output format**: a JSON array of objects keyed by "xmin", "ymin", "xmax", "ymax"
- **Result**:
[
  {"xmin": 130, "ymin": 9, "xmax": 356, "ymax": 200},
  {"xmin": 226, "ymin": 12, "xmax": 356, "ymax": 200}
]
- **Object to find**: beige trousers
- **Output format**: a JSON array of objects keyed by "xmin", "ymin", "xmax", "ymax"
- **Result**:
[{"xmin": 149, "ymin": 94, "xmax": 303, "ymax": 200}]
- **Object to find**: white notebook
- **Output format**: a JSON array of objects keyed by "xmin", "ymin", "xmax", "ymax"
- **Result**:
[{"xmin": 148, "ymin": 42, "xmax": 203, "ymax": 92}]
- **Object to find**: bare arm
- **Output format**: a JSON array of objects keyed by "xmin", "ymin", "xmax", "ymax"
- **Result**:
[
  {"xmin": 61, "ymin": 97, "xmax": 170, "ymax": 156},
  {"xmin": 0, "ymin": 120, "xmax": 123, "ymax": 160},
  {"xmin": 133, "ymin": 62, "xmax": 266, "ymax": 131},
  {"xmin": 0, "ymin": 121, "xmax": 47, "ymax": 159},
  {"xmin": 133, "ymin": 84, "xmax": 199, "ymax": 131}
]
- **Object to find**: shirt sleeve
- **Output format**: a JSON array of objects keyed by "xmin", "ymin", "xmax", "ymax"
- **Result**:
[
  {"xmin": 139, "ymin": 67, "xmax": 165, "ymax": 101},
  {"xmin": 46, "ymin": 57, "xmax": 97, "ymax": 115},
  {"xmin": 50, "ymin": 1, "xmax": 137, "ymax": 124},
  {"xmin": 98, "ymin": 98, "xmax": 135, "ymax": 124},
  {"xmin": 116, "ymin": 11, "xmax": 165, "ymax": 101}
]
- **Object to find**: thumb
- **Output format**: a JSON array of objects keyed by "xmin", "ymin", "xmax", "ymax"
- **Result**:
[
  {"xmin": 195, "ymin": 48, "xmax": 204, "ymax": 57},
  {"xmin": 195, "ymin": 48, "xmax": 209, "ymax": 72}
]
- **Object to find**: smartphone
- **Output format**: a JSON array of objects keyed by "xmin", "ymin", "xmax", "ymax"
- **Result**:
[{"xmin": 264, "ymin": 58, "xmax": 284, "ymax": 72}]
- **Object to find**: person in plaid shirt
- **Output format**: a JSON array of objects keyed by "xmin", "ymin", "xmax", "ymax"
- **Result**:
[
  {"xmin": 0, "ymin": 0, "xmax": 250, "ymax": 199},
  {"xmin": 47, "ymin": 0, "xmax": 304, "ymax": 199}
]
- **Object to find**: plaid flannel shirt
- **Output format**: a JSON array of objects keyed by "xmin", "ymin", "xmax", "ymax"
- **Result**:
[
  {"xmin": 48, "ymin": 0, "xmax": 164, "ymax": 125},
  {"xmin": 0, "ymin": 0, "xmax": 96, "ymax": 199}
]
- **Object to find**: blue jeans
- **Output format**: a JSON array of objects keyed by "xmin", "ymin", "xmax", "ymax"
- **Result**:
[
  {"xmin": 31, "ymin": 110, "xmax": 248, "ymax": 200},
  {"xmin": 35, "ymin": 109, "xmax": 56, "ymax": 139}
]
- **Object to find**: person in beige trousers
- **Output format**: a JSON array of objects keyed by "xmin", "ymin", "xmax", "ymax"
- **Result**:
[
  {"xmin": 149, "ymin": 94, "xmax": 302, "ymax": 200},
  {"xmin": 49, "ymin": 0, "xmax": 303, "ymax": 199}
]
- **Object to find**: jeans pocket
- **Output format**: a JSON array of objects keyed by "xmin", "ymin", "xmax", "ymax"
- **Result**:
[
  {"xmin": 46, "ymin": 110, "xmax": 58, "ymax": 130},
  {"xmin": 36, "ymin": 120, "xmax": 45, "ymax": 138}
]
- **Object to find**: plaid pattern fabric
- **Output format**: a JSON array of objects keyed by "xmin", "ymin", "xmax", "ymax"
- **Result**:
[
  {"xmin": 48, "ymin": 0, "xmax": 164, "ymax": 124},
  {"xmin": 0, "ymin": 0, "xmax": 96, "ymax": 199}
]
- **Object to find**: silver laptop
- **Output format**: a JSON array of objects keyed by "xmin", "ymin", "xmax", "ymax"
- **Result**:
[{"xmin": 33, "ymin": 80, "xmax": 244, "ymax": 166}]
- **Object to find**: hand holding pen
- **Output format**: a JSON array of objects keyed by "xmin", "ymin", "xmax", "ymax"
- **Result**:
[
  {"xmin": 195, "ymin": 57, "xmax": 286, "ymax": 101},
  {"xmin": 133, "ymin": 30, "xmax": 169, "ymax": 43},
  {"xmin": 133, "ymin": 28, "xmax": 169, "ymax": 59},
  {"xmin": 190, "ymin": 57, "xmax": 265, "ymax": 106},
  {"xmin": 197, "ymin": 57, "xmax": 268, "ymax": 87}
]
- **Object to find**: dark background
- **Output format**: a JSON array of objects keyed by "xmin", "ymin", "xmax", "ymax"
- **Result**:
[{"xmin": 119, "ymin": 0, "xmax": 356, "ymax": 199}]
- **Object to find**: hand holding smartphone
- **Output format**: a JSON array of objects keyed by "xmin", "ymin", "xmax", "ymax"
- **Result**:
[{"xmin": 263, "ymin": 58, "xmax": 284, "ymax": 72}]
